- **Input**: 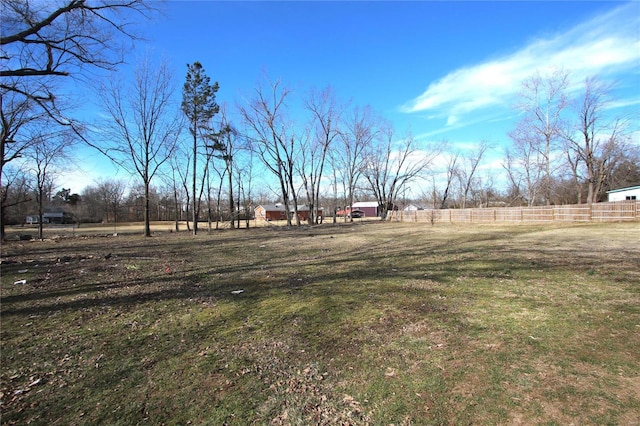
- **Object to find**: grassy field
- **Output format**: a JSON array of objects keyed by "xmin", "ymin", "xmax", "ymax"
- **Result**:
[{"xmin": 1, "ymin": 222, "xmax": 639, "ymax": 425}]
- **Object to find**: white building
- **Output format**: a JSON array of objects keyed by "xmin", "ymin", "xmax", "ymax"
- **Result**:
[
  {"xmin": 352, "ymin": 201, "xmax": 380, "ymax": 217},
  {"xmin": 606, "ymin": 185, "xmax": 640, "ymax": 202},
  {"xmin": 404, "ymin": 204, "xmax": 420, "ymax": 211}
]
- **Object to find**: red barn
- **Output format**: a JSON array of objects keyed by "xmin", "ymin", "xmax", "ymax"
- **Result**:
[
  {"xmin": 254, "ymin": 204, "xmax": 324, "ymax": 222},
  {"xmin": 254, "ymin": 204, "xmax": 287, "ymax": 221}
]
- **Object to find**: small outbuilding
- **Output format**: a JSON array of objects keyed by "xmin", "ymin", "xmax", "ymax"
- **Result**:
[
  {"xmin": 255, "ymin": 204, "xmax": 324, "ymax": 222},
  {"xmin": 351, "ymin": 201, "xmax": 380, "ymax": 218},
  {"xmin": 294, "ymin": 205, "xmax": 323, "ymax": 222},
  {"xmin": 606, "ymin": 185, "xmax": 640, "ymax": 202},
  {"xmin": 254, "ymin": 204, "xmax": 287, "ymax": 221}
]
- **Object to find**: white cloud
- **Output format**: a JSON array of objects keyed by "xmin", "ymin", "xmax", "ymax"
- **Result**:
[
  {"xmin": 402, "ymin": 2, "xmax": 640, "ymax": 127},
  {"xmin": 606, "ymin": 98, "xmax": 640, "ymax": 110}
]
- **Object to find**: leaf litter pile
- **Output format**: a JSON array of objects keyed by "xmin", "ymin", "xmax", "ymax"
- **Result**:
[{"xmin": 1, "ymin": 222, "xmax": 639, "ymax": 425}]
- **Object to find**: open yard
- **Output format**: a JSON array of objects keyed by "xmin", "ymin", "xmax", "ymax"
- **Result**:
[{"xmin": 1, "ymin": 222, "xmax": 639, "ymax": 425}]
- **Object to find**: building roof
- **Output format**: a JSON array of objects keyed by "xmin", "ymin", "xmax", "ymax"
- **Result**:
[
  {"xmin": 352, "ymin": 201, "xmax": 379, "ymax": 208},
  {"xmin": 256, "ymin": 204, "xmax": 323, "ymax": 212},
  {"xmin": 27, "ymin": 212, "xmax": 68, "ymax": 217},
  {"xmin": 256, "ymin": 204, "xmax": 286, "ymax": 212},
  {"xmin": 606, "ymin": 185, "xmax": 640, "ymax": 193}
]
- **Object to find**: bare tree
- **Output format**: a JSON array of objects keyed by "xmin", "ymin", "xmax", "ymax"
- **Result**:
[
  {"xmin": 563, "ymin": 139, "xmax": 584, "ymax": 204},
  {"xmin": 98, "ymin": 58, "xmax": 180, "ymax": 237},
  {"xmin": 82, "ymin": 178, "xmax": 127, "ymax": 225},
  {"xmin": 563, "ymin": 77, "xmax": 631, "ymax": 204},
  {"xmin": 336, "ymin": 105, "xmax": 376, "ymax": 222},
  {"xmin": 2, "ymin": 0, "xmax": 153, "ymax": 237},
  {"xmin": 606, "ymin": 148, "xmax": 640, "ymax": 192},
  {"xmin": 209, "ymin": 107, "xmax": 240, "ymax": 229},
  {"xmin": 235, "ymin": 149, "xmax": 256, "ymax": 229},
  {"xmin": 169, "ymin": 145, "xmax": 192, "ymax": 232},
  {"xmin": 1, "ymin": 165, "xmax": 31, "ymax": 236},
  {"xmin": 439, "ymin": 151, "xmax": 459, "ymax": 209},
  {"xmin": 363, "ymin": 127, "xmax": 436, "ymax": 219},
  {"xmin": 100, "ymin": 179, "xmax": 127, "ymax": 225},
  {"xmin": 0, "ymin": 90, "xmax": 45, "ymax": 238},
  {"xmin": 455, "ymin": 141, "xmax": 490, "ymax": 208},
  {"xmin": 167, "ymin": 164, "xmax": 186, "ymax": 232},
  {"xmin": 503, "ymin": 134, "xmax": 544, "ymax": 207},
  {"xmin": 1, "ymin": 0, "xmax": 153, "ymax": 123},
  {"xmin": 26, "ymin": 130, "xmax": 75, "ymax": 239},
  {"xmin": 205, "ymin": 149, "xmax": 225, "ymax": 231},
  {"xmin": 511, "ymin": 69, "xmax": 569, "ymax": 205},
  {"xmin": 213, "ymin": 107, "xmax": 254, "ymax": 229},
  {"xmin": 299, "ymin": 86, "xmax": 343, "ymax": 224},
  {"xmin": 476, "ymin": 172, "xmax": 497, "ymax": 208},
  {"xmin": 0, "ymin": 90, "xmax": 47, "ymax": 178},
  {"xmin": 239, "ymin": 78, "xmax": 299, "ymax": 226}
]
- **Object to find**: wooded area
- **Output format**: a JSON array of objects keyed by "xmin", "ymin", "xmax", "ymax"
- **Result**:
[{"xmin": 2, "ymin": 1, "xmax": 639, "ymax": 240}]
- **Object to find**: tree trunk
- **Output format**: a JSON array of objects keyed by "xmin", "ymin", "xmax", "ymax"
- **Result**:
[
  {"xmin": 144, "ymin": 180, "xmax": 151, "ymax": 237},
  {"xmin": 192, "ymin": 132, "xmax": 198, "ymax": 235},
  {"xmin": 228, "ymin": 163, "xmax": 234, "ymax": 229},
  {"xmin": 0, "ymin": 210, "xmax": 6, "ymax": 241},
  {"xmin": 173, "ymin": 185, "xmax": 180, "ymax": 232},
  {"xmin": 38, "ymin": 193, "xmax": 44, "ymax": 240}
]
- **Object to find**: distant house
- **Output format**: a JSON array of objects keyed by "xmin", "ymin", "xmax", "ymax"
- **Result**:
[
  {"xmin": 336, "ymin": 201, "xmax": 384, "ymax": 218},
  {"xmin": 607, "ymin": 185, "xmax": 640, "ymax": 202},
  {"xmin": 352, "ymin": 201, "xmax": 380, "ymax": 218},
  {"xmin": 25, "ymin": 212, "xmax": 74, "ymax": 224},
  {"xmin": 254, "ymin": 203, "xmax": 322, "ymax": 221},
  {"xmin": 294, "ymin": 205, "xmax": 323, "ymax": 222},
  {"xmin": 255, "ymin": 204, "xmax": 324, "ymax": 222},
  {"xmin": 254, "ymin": 204, "xmax": 287, "ymax": 221}
]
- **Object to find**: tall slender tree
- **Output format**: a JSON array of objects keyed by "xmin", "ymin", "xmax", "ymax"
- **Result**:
[
  {"xmin": 300, "ymin": 86, "xmax": 343, "ymax": 224},
  {"xmin": 27, "ymin": 130, "xmax": 75, "ymax": 239},
  {"xmin": 455, "ymin": 141, "xmax": 490, "ymax": 208},
  {"xmin": 337, "ymin": 105, "xmax": 377, "ymax": 222},
  {"xmin": 213, "ymin": 108, "xmax": 239, "ymax": 229},
  {"xmin": 510, "ymin": 69, "xmax": 569, "ymax": 205},
  {"xmin": 440, "ymin": 151, "xmax": 459, "ymax": 209},
  {"xmin": 239, "ymin": 78, "xmax": 298, "ymax": 226},
  {"xmin": 98, "ymin": 57, "xmax": 180, "ymax": 237},
  {"xmin": 181, "ymin": 61, "xmax": 219, "ymax": 235}
]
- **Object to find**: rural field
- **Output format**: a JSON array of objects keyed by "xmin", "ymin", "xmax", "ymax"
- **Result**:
[{"xmin": 1, "ymin": 221, "xmax": 639, "ymax": 425}]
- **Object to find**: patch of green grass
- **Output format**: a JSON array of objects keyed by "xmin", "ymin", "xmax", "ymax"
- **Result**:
[{"xmin": 1, "ymin": 222, "xmax": 639, "ymax": 424}]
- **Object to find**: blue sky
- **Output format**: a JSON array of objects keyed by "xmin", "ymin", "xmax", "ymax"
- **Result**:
[{"xmin": 67, "ymin": 0, "xmax": 640, "ymax": 193}]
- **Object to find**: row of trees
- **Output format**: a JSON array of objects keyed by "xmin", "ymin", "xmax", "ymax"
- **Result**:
[
  {"xmin": 2, "ymin": 1, "xmax": 638, "ymax": 239},
  {"xmin": 1, "ymin": 0, "xmax": 153, "ymax": 239},
  {"xmin": 4, "ymin": 149, "xmax": 637, "ymax": 233},
  {"xmin": 505, "ymin": 69, "xmax": 637, "ymax": 206}
]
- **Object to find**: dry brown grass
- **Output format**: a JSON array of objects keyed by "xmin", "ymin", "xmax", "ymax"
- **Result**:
[{"xmin": 1, "ymin": 221, "xmax": 639, "ymax": 425}]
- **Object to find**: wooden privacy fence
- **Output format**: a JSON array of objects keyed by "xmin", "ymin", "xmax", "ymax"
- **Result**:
[{"xmin": 387, "ymin": 201, "xmax": 640, "ymax": 224}]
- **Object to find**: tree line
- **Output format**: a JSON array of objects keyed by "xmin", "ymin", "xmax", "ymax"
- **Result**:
[{"xmin": 2, "ymin": 1, "xmax": 638, "ymax": 239}]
